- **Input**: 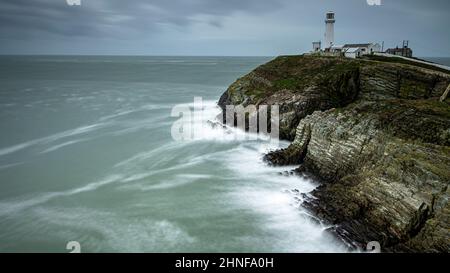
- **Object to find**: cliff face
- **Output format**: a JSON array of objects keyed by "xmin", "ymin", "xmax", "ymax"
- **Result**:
[
  {"xmin": 218, "ymin": 55, "xmax": 450, "ymax": 252},
  {"xmin": 219, "ymin": 56, "xmax": 361, "ymax": 140}
]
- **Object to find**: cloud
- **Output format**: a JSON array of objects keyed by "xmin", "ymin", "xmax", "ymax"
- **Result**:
[
  {"xmin": 0, "ymin": 0, "xmax": 284, "ymax": 38},
  {"xmin": 0, "ymin": 0, "xmax": 449, "ymax": 56}
]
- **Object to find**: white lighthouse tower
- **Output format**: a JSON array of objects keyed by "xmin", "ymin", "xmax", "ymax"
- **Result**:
[{"xmin": 324, "ymin": 12, "xmax": 335, "ymax": 49}]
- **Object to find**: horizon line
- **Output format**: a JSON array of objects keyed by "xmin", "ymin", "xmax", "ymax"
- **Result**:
[
  {"xmin": 0, "ymin": 54, "xmax": 277, "ymax": 58},
  {"xmin": 0, "ymin": 54, "xmax": 449, "ymax": 58}
]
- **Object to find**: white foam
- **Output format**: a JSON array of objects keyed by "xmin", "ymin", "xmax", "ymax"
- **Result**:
[
  {"xmin": 39, "ymin": 139, "xmax": 89, "ymax": 154},
  {"xmin": 222, "ymin": 142, "xmax": 345, "ymax": 252},
  {"xmin": 0, "ymin": 175, "xmax": 122, "ymax": 217},
  {"xmin": 0, "ymin": 123, "xmax": 107, "ymax": 157},
  {"xmin": 98, "ymin": 104, "xmax": 172, "ymax": 122},
  {"xmin": 0, "ymin": 142, "xmax": 36, "ymax": 157},
  {"xmin": 114, "ymin": 151, "xmax": 211, "ymax": 185},
  {"xmin": 0, "ymin": 162, "xmax": 24, "ymax": 170},
  {"xmin": 172, "ymin": 100, "xmax": 277, "ymax": 144},
  {"xmin": 28, "ymin": 207, "xmax": 196, "ymax": 252},
  {"xmin": 229, "ymin": 184, "xmax": 345, "ymax": 252},
  {"xmin": 120, "ymin": 174, "xmax": 212, "ymax": 192},
  {"xmin": 0, "ymin": 102, "xmax": 174, "ymax": 158}
]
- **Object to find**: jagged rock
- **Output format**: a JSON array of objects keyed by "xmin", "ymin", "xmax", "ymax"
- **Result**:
[
  {"xmin": 296, "ymin": 102, "xmax": 450, "ymax": 252},
  {"xmin": 219, "ymin": 54, "xmax": 450, "ymax": 252},
  {"xmin": 218, "ymin": 56, "xmax": 361, "ymax": 140}
]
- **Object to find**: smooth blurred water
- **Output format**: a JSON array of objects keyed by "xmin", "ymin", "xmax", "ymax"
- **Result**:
[
  {"xmin": 422, "ymin": 57, "xmax": 450, "ymax": 67},
  {"xmin": 0, "ymin": 56, "xmax": 347, "ymax": 253}
]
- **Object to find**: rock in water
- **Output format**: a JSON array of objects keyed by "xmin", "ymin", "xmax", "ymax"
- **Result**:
[{"xmin": 219, "ymin": 54, "xmax": 450, "ymax": 252}]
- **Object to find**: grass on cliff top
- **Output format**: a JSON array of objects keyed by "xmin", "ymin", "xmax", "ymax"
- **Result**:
[
  {"xmin": 233, "ymin": 54, "xmax": 449, "ymax": 105},
  {"xmin": 254, "ymin": 55, "xmax": 361, "ymax": 92},
  {"xmin": 363, "ymin": 55, "xmax": 450, "ymax": 75}
]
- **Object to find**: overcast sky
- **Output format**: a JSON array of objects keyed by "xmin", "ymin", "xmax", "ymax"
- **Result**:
[{"xmin": 0, "ymin": 0, "xmax": 449, "ymax": 56}]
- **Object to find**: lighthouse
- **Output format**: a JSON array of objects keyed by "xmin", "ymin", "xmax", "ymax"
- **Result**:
[{"xmin": 324, "ymin": 12, "xmax": 335, "ymax": 49}]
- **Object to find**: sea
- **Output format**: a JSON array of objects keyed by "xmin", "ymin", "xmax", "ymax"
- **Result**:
[
  {"xmin": 0, "ymin": 55, "xmax": 448, "ymax": 253},
  {"xmin": 422, "ymin": 57, "xmax": 450, "ymax": 67}
]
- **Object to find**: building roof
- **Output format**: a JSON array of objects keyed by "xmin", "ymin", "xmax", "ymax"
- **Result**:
[
  {"xmin": 343, "ymin": 43, "xmax": 372, "ymax": 48},
  {"xmin": 387, "ymin": 47, "xmax": 412, "ymax": 52},
  {"xmin": 330, "ymin": 45, "xmax": 344, "ymax": 49},
  {"xmin": 345, "ymin": 47, "xmax": 361, "ymax": 53}
]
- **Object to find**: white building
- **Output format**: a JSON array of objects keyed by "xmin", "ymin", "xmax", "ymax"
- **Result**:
[
  {"xmin": 309, "ymin": 12, "xmax": 382, "ymax": 58},
  {"xmin": 330, "ymin": 45, "xmax": 344, "ymax": 53},
  {"xmin": 324, "ymin": 12, "xmax": 335, "ymax": 48},
  {"xmin": 344, "ymin": 47, "xmax": 362, "ymax": 59},
  {"xmin": 343, "ymin": 43, "xmax": 382, "ymax": 56},
  {"xmin": 312, "ymin": 41, "xmax": 321, "ymax": 52}
]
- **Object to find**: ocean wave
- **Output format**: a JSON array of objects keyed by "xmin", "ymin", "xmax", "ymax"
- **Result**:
[
  {"xmin": 0, "ymin": 162, "xmax": 24, "ymax": 170},
  {"xmin": 27, "ymin": 207, "xmax": 196, "ymax": 252},
  {"xmin": 228, "ymin": 181, "xmax": 344, "ymax": 253},
  {"xmin": 0, "ymin": 123, "xmax": 107, "ymax": 157},
  {"xmin": 119, "ymin": 174, "xmax": 212, "ymax": 192},
  {"xmin": 39, "ymin": 139, "xmax": 89, "ymax": 154},
  {"xmin": 98, "ymin": 104, "xmax": 172, "ymax": 122},
  {"xmin": 113, "ymin": 141, "xmax": 198, "ymax": 168},
  {"xmin": 0, "ymin": 102, "xmax": 175, "ymax": 158},
  {"xmin": 0, "ymin": 175, "xmax": 122, "ymax": 217},
  {"xmin": 115, "ymin": 154, "xmax": 209, "ymax": 183}
]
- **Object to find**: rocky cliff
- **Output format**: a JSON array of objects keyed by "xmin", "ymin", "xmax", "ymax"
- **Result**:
[{"xmin": 218, "ymin": 55, "xmax": 450, "ymax": 252}]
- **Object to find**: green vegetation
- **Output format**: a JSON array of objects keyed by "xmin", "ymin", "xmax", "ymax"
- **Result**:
[{"xmin": 274, "ymin": 78, "xmax": 304, "ymax": 90}]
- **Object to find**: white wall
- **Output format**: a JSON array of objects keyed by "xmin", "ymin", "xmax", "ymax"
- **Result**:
[
  {"xmin": 345, "ymin": 52, "xmax": 358, "ymax": 59},
  {"xmin": 325, "ymin": 22, "xmax": 334, "ymax": 48}
]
